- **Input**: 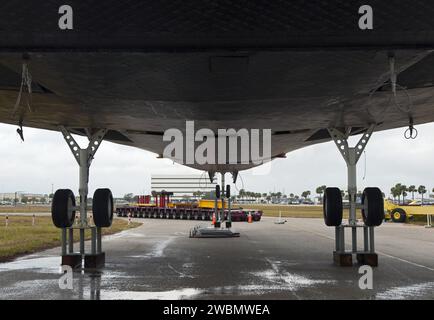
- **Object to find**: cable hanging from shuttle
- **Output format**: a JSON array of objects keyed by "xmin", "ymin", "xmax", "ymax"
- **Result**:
[
  {"xmin": 388, "ymin": 53, "xmax": 418, "ymax": 139},
  {"xmin": 12, "ymin": 54, "xmax": 33, "ymax": 117}
]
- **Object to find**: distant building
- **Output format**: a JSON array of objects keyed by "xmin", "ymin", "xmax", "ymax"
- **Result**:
[
  {"xmin": 0, "ymin": 192, "xmax": 49, "ymax": 204},
  {"xmin": 151, "ymin": 175, "xmax": 217, "ymax": 201}
]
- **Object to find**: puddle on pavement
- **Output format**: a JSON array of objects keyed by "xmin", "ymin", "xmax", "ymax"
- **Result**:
[
  {"xmin": 129, "ymin": 237, "xmax": 175, "ymax": 259},
  {"xmin": 101, "ymin": 288, "xmax": 203, "ymax": 300},
  {"xmin": 0, "ymin": 256, "xmax": 60, "ymax": 274},
  {"xmin": 376, "ymin": 282, "xmax": 434, "ymax": 299}
]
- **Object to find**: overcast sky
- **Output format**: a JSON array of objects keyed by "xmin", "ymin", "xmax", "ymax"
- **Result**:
[{"xmin": 1, "ymin": 122, "xmax": 434, "ymax": 199}]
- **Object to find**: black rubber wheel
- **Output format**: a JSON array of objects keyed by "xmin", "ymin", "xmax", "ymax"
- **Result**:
[
  {"xmin": 92, "ymin": 188, "xmax": 114, "ymax": 227},
  {"xmin": 390, "ymin": 208, "xmax": 407, "ymax": 223},
  {"xmin": 323, "ymin": 187, "xmax": 343, "ymax": 226},
  {"xmin": 362, "ymin": 187, "xmax": 384, "ymax": 227},
  {"xmin": 51, "ymin": 189, "xmax": 76, "ymax": 228}
]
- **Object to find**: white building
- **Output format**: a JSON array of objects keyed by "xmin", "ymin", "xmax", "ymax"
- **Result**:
[
  {"xmin": 151, "ymin": 175, "xmax": 217, "ymax": 200},
  {"xmin": 0, "ymin": 192, "xmax": 48, "ymax": 203}
]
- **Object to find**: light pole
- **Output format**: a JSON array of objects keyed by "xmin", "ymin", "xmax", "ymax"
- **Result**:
[{"xmin": 14, "ymin": 191, "xmax": 25, "ymax": 207}]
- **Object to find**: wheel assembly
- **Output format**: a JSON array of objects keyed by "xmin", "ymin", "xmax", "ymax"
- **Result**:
[
  {"xmin": 323, "ymin": 187, "xmax": 343, "ymax": 226},
  {"xmin": 52, "ymin": 189, "xmax": 76, "ymax": 228},
  {"xmin": 92, "ymin": 188, "xmax": 114, "ymax": 228},
  {"xmin": 390, "ymin": 208, "xmax": 406, "ymax": 223},
  {"xmin": 361, "ymin": 187, "xmax": 384, "ymax": 227}
]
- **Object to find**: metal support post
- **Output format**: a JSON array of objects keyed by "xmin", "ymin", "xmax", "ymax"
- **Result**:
[
  {"xmin": 363, "ymin": 226, "xmax": 369, "ymax": 252},
  {"xmin": 79, "ymin": 149, "xmax": 89, "ymax": 227},
  {"xmin": 335, "ymin": 227, "xmax": 340, "ymax": 252},
  {"xmin": 97, "ymin": 227, "xmax": 102, "ymax": 253},
  {"xmin": 352, "ymin": 227, "xmax": 357, "ymax": 253},
  {"xmin": 80, "ymin": 228, "xmax": 85, "ymax": 254},
  {"xmin": 214, "ymin": 197, "xmax": 218, "ymax": 221},
  {"xmin": 369, "ymin": 227, "xmax": 375, "ymax": 253},
  {"xmin": 220, "ymin": 173, "xmax": 225, "ymax": 224},
  {"xmin": 91, "ymin": 227, "xmax": 96, "ymax": 255},
  {"xmin": 61, "ymin": 228, "xmax": 67, "ymax": 256},
  {"xmin": 228, "ymin": 193, "xmax": 232, "ymax": 224},
  {"xmin": 339, "ymin": 226, "xmax": 345, "ymax": 252},
  {"xmin": 68, "ymin": 228, "xmax": 74, "ymax": 253}
]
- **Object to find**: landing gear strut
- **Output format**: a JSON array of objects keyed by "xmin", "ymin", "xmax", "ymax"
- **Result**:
[
  {"xmin": 51, "ymin": 127, "xmax": 114, "ymax": 269},
  {"xmin": 325, "ymin": 125, "xmax": 384, "ymax": 267}
]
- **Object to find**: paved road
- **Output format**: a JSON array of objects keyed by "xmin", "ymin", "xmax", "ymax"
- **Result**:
[{"xmin": 0, "ymin": 217, "xmax": 433, "ymax": 300}]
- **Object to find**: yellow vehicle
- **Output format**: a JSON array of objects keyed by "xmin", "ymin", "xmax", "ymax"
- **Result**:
[{"xmin": 384, "ymin": 199, "xmax": 434, "ymax": 223}]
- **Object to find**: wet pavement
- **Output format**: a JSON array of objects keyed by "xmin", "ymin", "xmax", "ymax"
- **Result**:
[{"xmin": 0, "ymin": 217, "xmax": 433, "ymax": 300}]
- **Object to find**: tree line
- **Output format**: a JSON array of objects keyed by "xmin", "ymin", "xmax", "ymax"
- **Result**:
[{"xmin": 389, "ymin": 183, "xmax": 431, "ymax": 204}]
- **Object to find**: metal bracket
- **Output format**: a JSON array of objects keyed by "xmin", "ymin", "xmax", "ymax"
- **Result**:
[
  {"xmin": 328, "ymin": 125, "xmax": 375, "ymax": 166},
  {"xmin": 60, "ymin": 126, "xmax": 107, "ymax": 167}
]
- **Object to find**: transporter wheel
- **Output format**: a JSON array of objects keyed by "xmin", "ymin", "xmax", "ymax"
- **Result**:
[
  {"xmin": 390, "ymin": 208, "xmax": 406, "ymax": 223},
  {"xmin": 201, "ymin": 212, "xmax": 206, "ymax": 220},
  {"xmin": 186, "ymin": 211, "xmax": 192, "ymax": 220},
  {"xmin": 92, "ymin": 188, "xmax": 114, "ymax": 228},
  {"xmin": 165, "ymin": 211, "xmax": 170, "ymax": 219},
  {"xmin": 362, "ymin": 188, "xmax": 384, "ymax": 227},
  {"xmin": 159, "ymin": 211, "xmax": 164, "ymax": 219},
  {"xmin": 323, "ymin": 187, "xmax": 343, "ymax": 226},
  {"xmin": 51, "ymin": 189, "xmax": 76, "ymax": 228}
]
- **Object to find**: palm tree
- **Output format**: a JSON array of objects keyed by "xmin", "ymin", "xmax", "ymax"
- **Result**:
[
  {"xmin": 418, "ymin": 185, "xmax": 427, "ymax": 205},
  {"xmin": 408, "ymin": 185, "xmax": 416, "ymax": 200},
  {"xmin": 301, "ymin": 190, "xmax": 311, "ymax": 199},
  {"xmin": 394, "ymin": 183, "xmax": 403, "ymax": 203},
  {"xmin": 390, "ymin": 187, "xmax": 397, "ymax": 201},
  {"xmin": 238, "ymin": 189, "xmax": 246, "ymax": 200},
  {"xmin": 401, "ymin": 185, "xmax": 408, "ymax": 203},
  {"xmin": 316, "ymin": 185, "xmax": 326, "ymax": 203}
]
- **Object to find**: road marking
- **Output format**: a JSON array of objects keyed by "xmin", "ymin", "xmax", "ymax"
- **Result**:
[{"xmin": 375, "ymin": 251, "xmax": 434, "ymax": 272}]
